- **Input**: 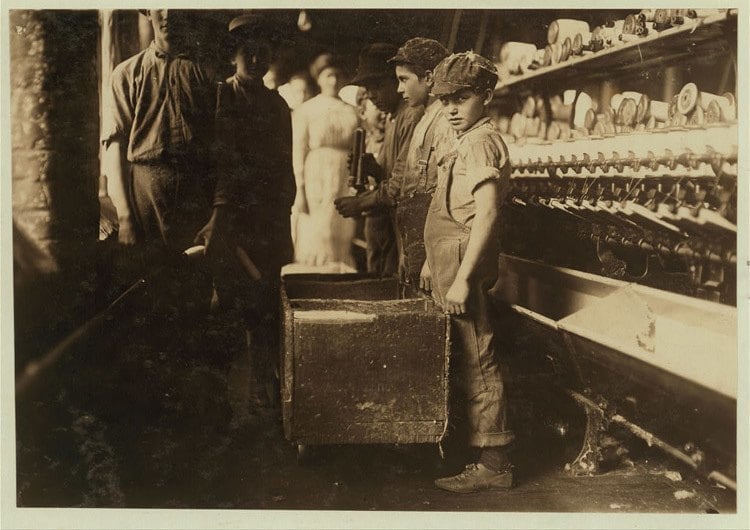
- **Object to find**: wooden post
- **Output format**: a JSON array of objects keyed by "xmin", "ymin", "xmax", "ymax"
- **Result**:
[
  {"xmin": 446, "ymin": 10, "xmax": 463, "ymax": 53},
  {"xmin": 10, "ymin": 10, "xmax": 100, "ymax": 367}
]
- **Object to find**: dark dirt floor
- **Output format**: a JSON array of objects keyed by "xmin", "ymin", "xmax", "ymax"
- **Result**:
[{"xmin": 14, "ymin": 286, "xmax": 737, "ymax": 516}]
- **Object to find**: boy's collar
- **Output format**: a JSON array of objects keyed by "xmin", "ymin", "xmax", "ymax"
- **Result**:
[{"xmin": 455, "ymin": 116, "xmax": 492, "ymax": 140}]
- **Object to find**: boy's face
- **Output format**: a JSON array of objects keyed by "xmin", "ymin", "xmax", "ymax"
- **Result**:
[
  {"xmin": 395, "ymin": 65, "xmax": 430, "ymax": 108},
  {"xmin": 439, "ymin": 88, "xmax": 492, "ymax": 133},
  {"xmin": 363, "ymin": 76, "xmax": 400, "ymax": 115},
  {"xmin": 359, "ymin": 98, "xmax": 386, "ymax": 132},
  {"xmin": 234, "ymin": 40, "xmax": 271, "ymax": 81}
]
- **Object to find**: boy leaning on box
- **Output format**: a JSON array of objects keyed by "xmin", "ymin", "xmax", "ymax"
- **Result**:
[{"xmin": 421, "ymin": 51, "xmax": 516, "ymax": 493}]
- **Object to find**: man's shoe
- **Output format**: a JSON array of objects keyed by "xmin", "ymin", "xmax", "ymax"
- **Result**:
[{"xmin": 434, "ymin": 463, "xmax": 513, "ymax": 493}]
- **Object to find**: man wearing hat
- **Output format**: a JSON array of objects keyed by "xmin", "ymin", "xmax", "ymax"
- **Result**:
[
  {"xmin": 336, "ymin": 37, "xmax": 452, "ymax": 288},
  {"xmin": 102, "ymin": 9, "xmax": 215, "ymax": 253},
  {"xmin": 346, "ymin": 43, "xmax": 422, "ymax": 276},
  {"xmin": 422, "ymin": 51, "xmax": 515, "ymax": 493},
  {"xmin": 206, "ymin": 13, "xmax": 296, "ymax": 404}
]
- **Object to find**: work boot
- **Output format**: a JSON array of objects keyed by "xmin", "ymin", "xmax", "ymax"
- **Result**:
[{"xmin": 434, "ymin": 463, "xmax": 513, "ymax": 493}]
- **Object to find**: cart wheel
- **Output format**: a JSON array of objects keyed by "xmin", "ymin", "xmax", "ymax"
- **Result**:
[{"xmin": 296, "ymin": 444, "xmax": 310, "ymax": 465}]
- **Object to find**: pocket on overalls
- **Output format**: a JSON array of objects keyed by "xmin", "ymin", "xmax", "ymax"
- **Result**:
[{"xmin": 433, "ymin": 238, "xmax": 462, "ymax": 297}]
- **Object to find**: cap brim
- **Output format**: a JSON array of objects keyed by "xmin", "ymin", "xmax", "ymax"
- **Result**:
[
  {"xmin": 430, "ymin": 80, "xmax": 472, "ymax": 97},
  {"xmin": 387, "ymin": 53, "xmax": 409, "ymax": 65}
]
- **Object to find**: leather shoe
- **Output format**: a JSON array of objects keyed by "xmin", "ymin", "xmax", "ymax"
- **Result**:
[{"xmin": 434, "ymin": 463, "xmax": 513, "ymax": 493}]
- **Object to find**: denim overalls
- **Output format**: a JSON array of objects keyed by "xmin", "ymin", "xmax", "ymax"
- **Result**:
[{"xmin": 423, "ymin": 147, "xmax": 514, "ymax": 448}]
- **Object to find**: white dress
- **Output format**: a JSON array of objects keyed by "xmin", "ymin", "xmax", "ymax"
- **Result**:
[{"xmin": 292, "ymin": 94, "xmax": 359, "ymax": 268}]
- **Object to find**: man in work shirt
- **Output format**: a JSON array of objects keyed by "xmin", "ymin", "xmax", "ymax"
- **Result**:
[
  {"xmin": 336, "ymin": 37, "xmax": 452, "ymax": 287},
  {"xmin": 346, "ymin": 43, "xmax": 423, "ymax": 276},
  {"xmin": 102, "ymin": 9, "xmax": 215, "ymax": 255}
]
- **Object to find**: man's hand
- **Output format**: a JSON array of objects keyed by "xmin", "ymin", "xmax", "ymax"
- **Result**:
[
  {"xmin": 444, "ymin": 277, "xmax": 470, "ymax": 315},
  {"xmin": 419, "ymin": 260, "xmax": 432, "ymax": 293},
  {"xmin": 194, "ymin": 206, "xmax": 228, "ymax": 257},
  {"xmin": 335, "ymin": 190, "xmax": 378, "ymax": 218},
  {"xmin": 335, "ymin": 196, "xmax": 364, "ymax": 218},
  {"xmin": 117, "ymin": 217, "xmax": 138, "ymax": 246}
]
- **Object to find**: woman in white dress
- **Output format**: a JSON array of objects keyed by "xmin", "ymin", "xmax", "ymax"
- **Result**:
[{"xmin": 292, "ymin": 53, "xmax": 359, "ymax": 268}]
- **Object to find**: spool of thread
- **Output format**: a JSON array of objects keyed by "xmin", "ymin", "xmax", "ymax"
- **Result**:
[
  {"xmin": 550, "ymin": 94, "xmax": 572, "ymax": 121},
  {"xmin": 698, "ymin": 91, "xmax": 736, "ymax": 119},
  {"xmin": 499, "ymin": 41, "xmax": 538, "ymax": 74},
  {"xmin": 524, "ymin": 116, "xmax": 541, "ymax": 137},
  {"xmin": 510, "ymin": 112, "xmax": 527, "ymax": 139},
  {"xmin": 571, "ymin": 31, "xmax": 591, "ymax": 54},
  {"xmin": 610, "ymin": 93, "xmax": 624, "ymax": 113},
  {"xmin": 548, "ymin": 19, "xmax": 591, "ymax": 45},
  {"xmin": 544, "ymin": 42, "xmax": 563, "ymax": 65},
  {"xmin": 621, "ymin": 91, "xmax": 643, "ymax": 104},
  {"xmin": 521, "ymin": 96, "xmax": 536, "ymax": 118},
  {"xmin": 639, "ymin": 9, "xmax": 656, "ymax": 22},
  {"xmin": 559, "ymin": 37, "xmax": 572, "ymax": 62},
  {"xmin": 649, "ymin": 100, "xmax": 669, "ymax": 122},
  {"xmin": 573, "ymin": 91, "xmax": 593, "ymax": 129}
]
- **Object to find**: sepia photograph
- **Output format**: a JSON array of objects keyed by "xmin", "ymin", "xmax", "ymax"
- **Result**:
[{"xmin": 1, "ymin": 2, "xmax": 747, "ymax": 529}]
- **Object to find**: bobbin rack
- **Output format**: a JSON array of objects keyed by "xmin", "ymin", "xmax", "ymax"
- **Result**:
[{"xmin": 492, "ymin": 8, "xmax": 738, "ymax": 304}]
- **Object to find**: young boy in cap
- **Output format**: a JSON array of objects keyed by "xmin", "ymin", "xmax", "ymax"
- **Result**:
[
  {"xmin": 102, "ymin": 9, "xmax": 215, "ymax": 253},
  {"xmin": 423, "ymin": 51, "xmax": 515, "ymax": 493},
  {"xmin": 336, "ymin": 37, "xmax": 451, "ymax": 287},
  {"xmin": 207, "ymin": 13, "xmax": 296, "ymax": 402},
  {"xmin": 347, "ymin": 43, "xmax": 422, "ymax": 276}
]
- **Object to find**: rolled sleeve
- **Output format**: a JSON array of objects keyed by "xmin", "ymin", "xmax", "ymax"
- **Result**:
[
  {"xmin": 101, "ymin": 63, "xmax": 133, "ymax": 148},
  {"xmin": 462, "ymin": 137, "xmax": 506, "ymax": 194}
]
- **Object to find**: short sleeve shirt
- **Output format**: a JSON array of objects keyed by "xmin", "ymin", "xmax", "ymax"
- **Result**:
[
  {"xmin": 447, "ymin": 117, "xmax": 511, "ymax": 227},
  {"xmin": 101, "ymin": 41, "xmax": 214, "ymax": 162}
]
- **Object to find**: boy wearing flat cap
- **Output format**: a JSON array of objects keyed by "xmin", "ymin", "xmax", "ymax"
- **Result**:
[
  {"xmin": 423, "ymin": 51, "xmax": 515, "ymax": 493},
  {"xmin": 102, "ymin": 10, "xmax": 215, "ymax": 253},
  {"xmin": 208, "ymin": 14, "xmax": 296, "ymax": 403},
  {"xmin": 336, "ymin": 37, "xmax": 452, "ymax": 288},
  {"xmin": 347, "ymin": 43, "xmax": 422, "ymax": 276}
]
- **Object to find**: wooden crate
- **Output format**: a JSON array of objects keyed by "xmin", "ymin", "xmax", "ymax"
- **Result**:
[{"xmin": 281, "ymin": 274, "xmax": 450, "ymax": 450}]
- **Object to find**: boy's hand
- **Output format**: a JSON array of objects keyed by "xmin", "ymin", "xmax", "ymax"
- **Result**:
[
  {"xmin": 419, "ymin": 261, "xmax": 432, "ymax": 293},
  {"xmin": 195, "ymin": 206, "xmax": 227, "ymax": 257},
  {"xmin": 444, "ymin": 277, "xmax": 470, "ymax": 315}
]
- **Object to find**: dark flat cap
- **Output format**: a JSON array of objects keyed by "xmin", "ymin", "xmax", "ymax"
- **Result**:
[
  {"xmin": 350, "ymin": 43, "xmax": 398, "ymax": 86},
  {"xmin": 431, "ymin": 51, "xmax": 499, "ymax": 97},
  {"xmin": 388, "ymin": 37, "xmax": 448, "ymax": 73}
]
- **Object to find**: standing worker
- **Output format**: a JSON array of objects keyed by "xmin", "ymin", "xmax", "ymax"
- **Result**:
[
  {"xmin": 102, "ymin": 9, "xmax": 215, "ymax": 254},
  {"xmin": 346, "ymin": 43, "xmax": 423, "ymax": 276},
  {"xmin": 335, "ymin": 38, "xmax": 451, "ymax": 287},
  {"xmin": 208, "ymin": 14, "xmax": 296, "ymax": 403},
  {"xmin": 292, "ymin": 53, "xmax": 359, "ymax": 269},
  {"xmin": 422, "ymin": 51, "xmax": 515, "ymax": 493}
]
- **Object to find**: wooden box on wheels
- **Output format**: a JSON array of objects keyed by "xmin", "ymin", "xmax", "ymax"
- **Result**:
[{"xmin": 280, "ymin": 274, "xmax": 450, "ymax": 461}]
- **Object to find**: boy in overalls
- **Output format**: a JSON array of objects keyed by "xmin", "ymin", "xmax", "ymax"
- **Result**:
[
  {"xmin": 423, "ymin": 52, "xmax": 515, "ymax": 493},
  {"xmin": 335, "ymin": 38, "xmax": 451, "ymax": 288}
]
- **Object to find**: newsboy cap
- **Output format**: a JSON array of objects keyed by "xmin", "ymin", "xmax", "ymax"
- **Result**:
[
  {"xmin": 350, "ymin": 43, "xmax": 399, "ymax": 86},
  {"xmin": 388, "ymin": 37, "xmax": 448, "ymax": 74},
  {"xmin": 431, "ymin": 51, "xmax": 499, "ymax": 97}
]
